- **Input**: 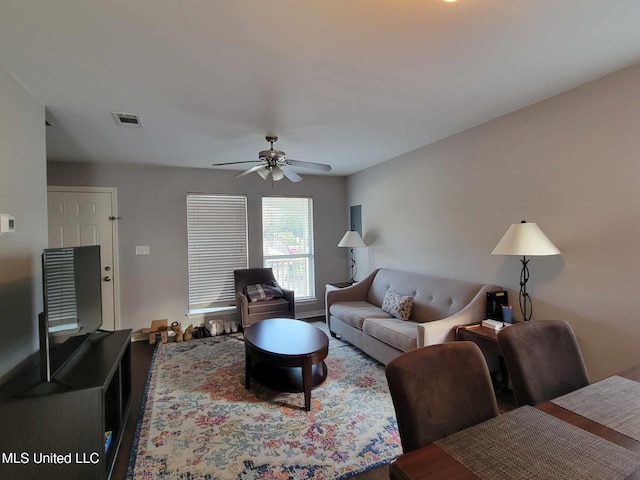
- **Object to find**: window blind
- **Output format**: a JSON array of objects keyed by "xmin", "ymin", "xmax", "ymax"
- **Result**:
[
  {"xmin": 187, "ymin": 194, "xmax": 248, "ymax": 309},
  {"xmin": 262, "ymin": 196, "xmax": 315, "ymax": 299}
]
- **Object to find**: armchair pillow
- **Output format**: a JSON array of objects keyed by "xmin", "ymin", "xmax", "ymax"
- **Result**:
[
  {"xmin": 382, "ymin": 290, "xmax": 414, "ymax": 321},
  {"xmin": 245, "ymin": 281, "xmax": 284, "ymax": 302}
]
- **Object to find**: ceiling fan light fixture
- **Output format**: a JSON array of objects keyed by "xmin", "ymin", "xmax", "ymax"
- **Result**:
[
  {"xmin": 271, "ymin": 166, "xmax": 285, "ymax": 181},
  {"xmin": 257, "ymin": 167, "xmax": 270, "ymax": 180}
]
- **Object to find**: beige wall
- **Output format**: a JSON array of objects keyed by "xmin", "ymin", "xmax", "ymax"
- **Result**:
[
  {"xmin": 47, "ymin": 162, "xmax": 349, "ymax": 334},
  {"xmin": 348, "ymin": 63, "xmax": 640, "ymax": 381},
  {"xmin": 0, "ymin": 65, "xmax": 48, "ymax": 381}
]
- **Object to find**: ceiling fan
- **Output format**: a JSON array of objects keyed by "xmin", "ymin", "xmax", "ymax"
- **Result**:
[{"xmin": 212, "ymin": 135, "xmax": 332, "ymax": 182}]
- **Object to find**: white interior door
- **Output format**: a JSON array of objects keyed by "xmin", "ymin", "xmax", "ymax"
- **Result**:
[{"xmin": 47, "ymin": 187, "xmax": 119, "ymax": 331}]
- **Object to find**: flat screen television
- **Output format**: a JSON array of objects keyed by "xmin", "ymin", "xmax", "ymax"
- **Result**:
[{"xmin": 39, "ymin": 245, "xmax": 103, "ymax": 382}]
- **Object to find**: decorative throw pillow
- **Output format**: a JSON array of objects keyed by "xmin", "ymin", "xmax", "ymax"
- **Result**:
[
  {"xmin": 381, "ymin": 290, "xmax": 414, "ymax": 321},
  {"xmin": 245, "ymin": 281, "xmax": 284, "ymax": 302}
]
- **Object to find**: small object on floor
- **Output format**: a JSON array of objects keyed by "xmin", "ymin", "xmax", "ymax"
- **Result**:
[
  {"xmin": 196, "ymin": 324, "xmax": 211, "ymax": 338},
  {"xmin": 183, "ymin": 324, "xmax": 195, "ymax": 341},
  {"xmin": 208, "ymin": 320, "xmax": 219, "ymax": 336},
  {"xmin": 171, "ymin": 321, "xmax": 184, "ymax": 343},
  {"xmin": 142, "ymin": 319, "xmax": 169, "ymax": 344}
]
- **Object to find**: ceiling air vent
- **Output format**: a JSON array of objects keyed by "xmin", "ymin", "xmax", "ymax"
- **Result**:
[{"xmin": 112, "ymin": 112, "xmax": 143, "ymax": 127}]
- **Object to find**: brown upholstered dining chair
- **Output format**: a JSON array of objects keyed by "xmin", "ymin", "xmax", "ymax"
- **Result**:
[
  {"xmin": 497, "ymin": 319, "xmax": 589, "ymax": 407},
  {"xmin": 385, "ymin": 341, "xmax": 499, "ymax": 453},
  {"xmin": 234, "ymin": 268, "xmax": 295, "ymax": 328}
]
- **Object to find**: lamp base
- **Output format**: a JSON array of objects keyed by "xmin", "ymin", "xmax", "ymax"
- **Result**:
[
  {"xmin": 519, "ymin": 256, "xmax": 532, "ymax": 321},
  {"xmin": 347, "ymin": 248, "xmax": 357, "ymax": 283}
]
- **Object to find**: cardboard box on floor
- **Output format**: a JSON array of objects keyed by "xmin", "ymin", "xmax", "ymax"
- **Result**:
[{"xmin": 141, "ymin": 319, "xmax": 169, "ymax": 344}]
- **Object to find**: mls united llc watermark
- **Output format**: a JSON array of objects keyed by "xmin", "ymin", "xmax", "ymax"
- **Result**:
[{"xmin": 1, "ymin": 451, "xmax": 100, "ymax": 465}]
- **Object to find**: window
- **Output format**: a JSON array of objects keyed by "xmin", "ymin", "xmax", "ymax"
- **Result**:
[
  {"xmin": 262, "ymin": 196, "xmax": 315, "ymax": 299},
  {"xmin": 186, "ymin": 194, "xmax": 248, "ymax": 310}
]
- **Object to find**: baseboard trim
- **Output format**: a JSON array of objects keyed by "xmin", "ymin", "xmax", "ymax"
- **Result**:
[{"xmin": 297, "ymin": 310, "xmax": 325, "ymax": 319}]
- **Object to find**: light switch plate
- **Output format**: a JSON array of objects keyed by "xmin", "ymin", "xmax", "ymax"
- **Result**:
[
  {"xmin": 135, "ymin": 245, "xmax": 150, "ymax": 255},
  {"xmin": 0, "ymin": 214, "xmax": 15, "ymax": 234}
]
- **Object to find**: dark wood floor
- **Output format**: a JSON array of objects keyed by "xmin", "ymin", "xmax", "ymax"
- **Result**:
[{"xmin": 113, "ymin": 339, "xmax": 514, "ymax": 480}]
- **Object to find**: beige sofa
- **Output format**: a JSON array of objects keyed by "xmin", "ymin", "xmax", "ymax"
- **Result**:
[{"xmin": 326, "ymin": 268, "xmax": 500, "ymax": 365}]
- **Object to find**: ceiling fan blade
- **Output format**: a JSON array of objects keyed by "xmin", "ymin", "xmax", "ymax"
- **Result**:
[
  {"xmin": 286, "ymin": 158, "xmax": 332, "ymax": 172},
  {"xmin": 280, "ymin": 165, "xmax": 302, "ymax": 182},
  {"xmin": 235, "ymin": 164, "xmax": 265, "ymax": 178},
  {"xmin": 212, "ymin": 160, "xmax": 261, "ymax": 166}
]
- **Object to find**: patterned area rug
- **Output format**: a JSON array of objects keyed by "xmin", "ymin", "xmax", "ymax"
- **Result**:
[{"xmin": 127, "ymin": 323, "xmax": 401, "ymax": 479}]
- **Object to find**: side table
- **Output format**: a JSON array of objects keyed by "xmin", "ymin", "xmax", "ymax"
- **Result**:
[{"xmin": 455, "ymin": 324, "xmax": 512, "ymax": 396}]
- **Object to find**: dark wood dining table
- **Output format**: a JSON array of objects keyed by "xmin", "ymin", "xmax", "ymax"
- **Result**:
[{"xmin": 390, "ymin": 364, "xmax": 640, "ymax": 480}]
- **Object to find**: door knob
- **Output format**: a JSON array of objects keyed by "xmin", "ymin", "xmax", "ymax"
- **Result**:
[{"xmin": 104, "ymin": 276, "xmax": 111, "ymax": 282}]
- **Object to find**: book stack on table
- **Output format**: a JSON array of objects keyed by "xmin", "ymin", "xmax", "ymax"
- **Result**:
[{"xmin": 481, "ymin": 319, "xmax": 509, "ymax": 330}]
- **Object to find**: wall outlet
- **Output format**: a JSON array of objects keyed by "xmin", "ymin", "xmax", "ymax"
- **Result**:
[{"xmin": 135, "ymin": 245, "xmax": 150, "ymax": 255}]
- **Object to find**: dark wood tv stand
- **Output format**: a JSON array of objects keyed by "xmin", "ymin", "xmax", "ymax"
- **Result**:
[{"xmin": 0, "ymin": 329, "xmax": 132, "ymax": 480}]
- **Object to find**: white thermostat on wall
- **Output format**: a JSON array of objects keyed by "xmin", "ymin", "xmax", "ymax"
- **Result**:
[{"xmin": 0, "ymin": 214, "xmax": 15, "ymax": 234}]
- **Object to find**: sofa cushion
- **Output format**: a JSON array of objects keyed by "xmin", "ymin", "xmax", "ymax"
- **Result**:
[
  {"xmin": 381, "ymin": 290, "xmax": 414, "ymax": 320},
  {"xmin": 363, "ymin": 317, "xmax": 418, "ymax": 352},
  {"xmin": 247, "ymin": 297, "xmax": 289, "ymax": 315},
  {"xmin": 329, "ymin": 301, "xmax": 392, "ymax": 330}
]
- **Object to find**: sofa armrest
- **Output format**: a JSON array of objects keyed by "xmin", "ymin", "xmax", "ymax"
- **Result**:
[
  {"xmin": 325, "ymin": 269, "xmax": 380, "ymax": 323},
  {"xmin": 416, "ymin": 284, "xmax": 501, "ymax": 347}
]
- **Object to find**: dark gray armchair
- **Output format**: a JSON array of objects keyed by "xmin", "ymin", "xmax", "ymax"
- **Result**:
[
  {"xmin": 234, "ymin": 268, "xmax": 295, "ymax": 328},
  {"xmin": 497, "ymin": 319, "xmax": 589, "ymax": 406}
]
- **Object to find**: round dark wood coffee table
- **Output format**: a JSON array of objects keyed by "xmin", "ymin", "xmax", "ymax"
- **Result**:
[{"xmin": 244, "ymin": 318, "xmax": 329, "ymax": 411}]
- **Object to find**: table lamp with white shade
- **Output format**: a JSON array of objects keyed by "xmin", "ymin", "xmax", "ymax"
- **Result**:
[
  {"xmin": 338, "ymin": 230, "xmax": 366, "ymax": 283},
  {"xmin": 491, "ymin": 221, "xmax": 561, "ymax": 321}
]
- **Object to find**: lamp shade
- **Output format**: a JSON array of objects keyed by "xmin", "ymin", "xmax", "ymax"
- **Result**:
[
  {"xmin": 491, "ymin": 222, "xmax": 560, "ymax": 256},
  {"xmin": 338, "ymin": 230, "xmax": 365, "ymax": 248}
]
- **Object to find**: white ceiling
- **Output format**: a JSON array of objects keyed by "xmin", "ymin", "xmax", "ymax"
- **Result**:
[{"xmin": 2, "ymin": 0, "xmax": 640, "ymax": 176}]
